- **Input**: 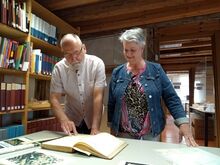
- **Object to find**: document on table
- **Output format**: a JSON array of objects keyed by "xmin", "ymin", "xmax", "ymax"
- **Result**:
[{"xmin": 156, "ymin": 147, "xmax": 220, "ymax": 165}]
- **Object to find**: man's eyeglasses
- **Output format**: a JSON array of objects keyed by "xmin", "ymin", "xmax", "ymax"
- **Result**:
[{"xmin": 64, "ymin": 45, "xmax": 83, "ymax": 58}]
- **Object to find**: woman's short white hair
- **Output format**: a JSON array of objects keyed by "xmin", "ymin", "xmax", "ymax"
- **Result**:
[{"xmin": 119, "ymin": 28, "xmax": 146, "ymax": 47}]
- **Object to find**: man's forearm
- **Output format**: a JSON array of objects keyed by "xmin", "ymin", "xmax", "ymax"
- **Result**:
[
  {"xmin": 50, "ymin": 94, "xmax": 68, "ymax": 122},
  {"xmin": 52, "ymin": 102, "xmax": 68, "ymax": 122},
  {"xmin": 92, "ymin": 103, "xmax": 103, "ymax": 130},
  {"xmin": 92, "ymin": 88, "xmax": 104, "ymax": 130}
]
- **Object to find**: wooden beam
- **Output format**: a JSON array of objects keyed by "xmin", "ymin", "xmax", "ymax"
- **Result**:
[
  {"xmin": 160, "ymin": 56, "xmax": 212, "ymax": 64},
  {"xmin": 160, "ymin": 50, "xmax": 212, "ymax": 58},
  {"xmin": 212, "ymin": 31, "xmax": 220, "ymax": 147},
  {"xmin": 160, "ymin": 45, "xmax": 211, "ymax": 55},
  {"xmin": 160, "ymin": 40, "xmax": 211, "ymax": 50},
  {"xmin": 159, "ymin": 19, "xmax": 220, "ymax": 42},
  {"xmin": 189, "ymin": 68, "xmax": 195, "ymax": 106},
  {"xmin": 57, "ymin": 0, "xmax": 203, "ymax": 22},
  {"xmin": 160, "ymin": 37, "xmax": 211, "ymax": 45},
  {"xmin": 36, "ymin": 0, "xmax": 106, "ymax": 11},
  {"xmin": 146, "ymin": 27, "xmax": 160, "ymax": 62},
  {"xmin": 77, "ymin": 0, "xmax": 220, "ymax": 34},
  {"xmin": 161, "ymin": 63, "xmax": 197, "ymax": 71}
]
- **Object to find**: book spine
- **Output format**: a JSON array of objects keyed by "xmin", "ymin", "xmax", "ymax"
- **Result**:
[
  {"xmin": 16, "ymin": 83, "xmax": 21, "ymax": 109},
  {"xmin": 0, "ymin": 82, "xmax": 6, "ymax": 111},
  {"xmin": 10, "ymin": 83, "xmax": 16, "ymax": 110},
  {"xmin": 5, "ymin": 83, "xmax": 11, "ymax": 111},
  {"xmin": 20, "ymin": 84, "xmax": 25, "ymax": 109},
  {"xmin": 0, "ymin": 128, "xmax": 7, "ymax": 140}
]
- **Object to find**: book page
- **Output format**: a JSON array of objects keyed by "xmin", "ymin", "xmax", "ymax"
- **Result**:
[
  {"xmin": 41, "ymin": 134, "xmax": 90, "ymax": 153},
  {"xmin": 74, "ymin": 132, "xmax": 127, "ymax": 159}
]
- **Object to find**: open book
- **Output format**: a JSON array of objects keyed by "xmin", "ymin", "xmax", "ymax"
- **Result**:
[{"xmin": 41, "ymin": 132, "xmax": 127, "ymax": 159}]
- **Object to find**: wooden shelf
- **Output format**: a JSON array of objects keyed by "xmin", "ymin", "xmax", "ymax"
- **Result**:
[
  {"xmin": 29, "ymin": 73, "xmax": 51, "ymax": 80},
  {"xmin": 0, "ymin": 23, "xmax": 28, "ymax": 42},
  {"xmin": 28, "ymin": 102, "xmax": 64, "ymax": 112},
  {"xmin": 27, "ymin": 116, "xmax": 56, "ymax": 123},
  {"xmin": 0, "ymin": 68, "xmax": 27, "ymax": 76},
  {"xmin": 31, "ymin": 36, "xmax": 62, "ymax": 57},
  {"xmin": 28, "ymin": 100, "xmax": 51, "ymax": 109},
  {"xmin": 0, "ymin": 109, "xmax": 25, "ymax": 115},
  {"xmin": 28, "ymin": 107, "xmax": 51, "ymax": 111}
]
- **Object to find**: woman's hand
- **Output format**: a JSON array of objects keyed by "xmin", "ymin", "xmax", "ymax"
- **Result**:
[{"xmin": 179, "ymin": 123, "xmax": 198, "ymax": 147}]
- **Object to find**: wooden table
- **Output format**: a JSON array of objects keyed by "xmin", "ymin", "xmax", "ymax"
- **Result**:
[{"xmin": 190, "ymin": 106, "xmax": 215, "ymax": 146}]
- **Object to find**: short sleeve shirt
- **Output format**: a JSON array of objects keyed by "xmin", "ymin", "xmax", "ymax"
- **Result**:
[{"xmin": 50, "ymin": 54, "xmax": 106, "ymax": 128}]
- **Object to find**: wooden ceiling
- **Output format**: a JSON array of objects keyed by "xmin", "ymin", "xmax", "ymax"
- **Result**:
[{"xmin": 36, "ymin": 0, "xmax": 220, "ymax": 70}]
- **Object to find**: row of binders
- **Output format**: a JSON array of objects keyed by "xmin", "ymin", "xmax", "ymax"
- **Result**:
[
  {"xmin": 0, "ymin": 82, "xmax": 25, "ymax": 112},
  {"xmin": 30, "ymin": 13, "xmax": 58, "ymax": 46},
  {"xmin": 0, "ymin": 124, "xmax": 24, "ymax": 141}
]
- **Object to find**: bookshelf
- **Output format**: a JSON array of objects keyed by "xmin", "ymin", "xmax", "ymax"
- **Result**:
[
  {"xmin": 29, "ymin": 73, "xmax": 51, "ymax": 81},
  {"xmin": 0, "ymin": 23, "xmax": 28, "ymax": 41},
  {"xmin": 0, "ymin": 0, "xmax": 79, "ymax": 137},
  {"xmin": 30, "ymin": 36, "xmax": 61, "ymax": 57}
]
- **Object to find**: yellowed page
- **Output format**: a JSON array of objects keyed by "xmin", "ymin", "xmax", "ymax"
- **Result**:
[
  {"xmin": 74, "ymin": 132, "xmax": 127, "ymax": 159},
  {"xmin": 41, "ymin": 134, "xmax": 89, "ymax": 153}
]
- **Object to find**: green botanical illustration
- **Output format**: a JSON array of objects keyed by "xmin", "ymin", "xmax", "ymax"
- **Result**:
[{"xmin": 7, "ymin": 151, "xmax": 63, "ymax": 165}]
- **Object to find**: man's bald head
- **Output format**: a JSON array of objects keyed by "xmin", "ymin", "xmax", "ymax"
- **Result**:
[{"xmin": 60, "ymin": 34, "xmax": 82, "ymax": 49}]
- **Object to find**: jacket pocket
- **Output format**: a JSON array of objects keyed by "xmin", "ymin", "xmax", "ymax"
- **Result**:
[{"xmin": 113, "ymin": 78, "xmax": 125, "ymax": 97}]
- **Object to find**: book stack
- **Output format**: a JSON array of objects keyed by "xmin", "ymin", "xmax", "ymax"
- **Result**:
[
  {"xmin": 0, "ymin": 36, "xmax": 32, "ymax": 71},
  {"xmin": 0, "ymin": 0, "xmax": 29, "ymax": 33}
]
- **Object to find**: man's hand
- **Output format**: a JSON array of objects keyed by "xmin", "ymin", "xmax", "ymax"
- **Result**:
[
  {"xmin": 60, "ymin": 119, "xmax": 78, "ymax": 135},
  {"xmin": 179, "ymin": 123, "xmax": 198, "ymax": 147},
  {"xmin": 90, "ymin": 128, "xmax": 100, "ymax": 135}
]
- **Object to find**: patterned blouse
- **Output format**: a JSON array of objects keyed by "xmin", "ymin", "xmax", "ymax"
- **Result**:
[{"xmin": 120, "ymin": 65, "xmax": 151, "ymax": 138}]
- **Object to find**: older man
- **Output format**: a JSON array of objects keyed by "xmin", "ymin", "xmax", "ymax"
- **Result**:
[{"xmin": 50, "ymin": 34, "xmax": 106, "ymax": 135}]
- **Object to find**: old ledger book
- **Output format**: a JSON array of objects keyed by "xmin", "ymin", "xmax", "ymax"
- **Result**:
[{"xmin": 41, "ymin": 132, "xmax": 127, "ymax": 159}]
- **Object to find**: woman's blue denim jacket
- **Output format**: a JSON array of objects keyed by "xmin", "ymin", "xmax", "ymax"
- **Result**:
[{"xmin": 108, "ymin": 61, "xmax": 188, "ymax": 137}]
